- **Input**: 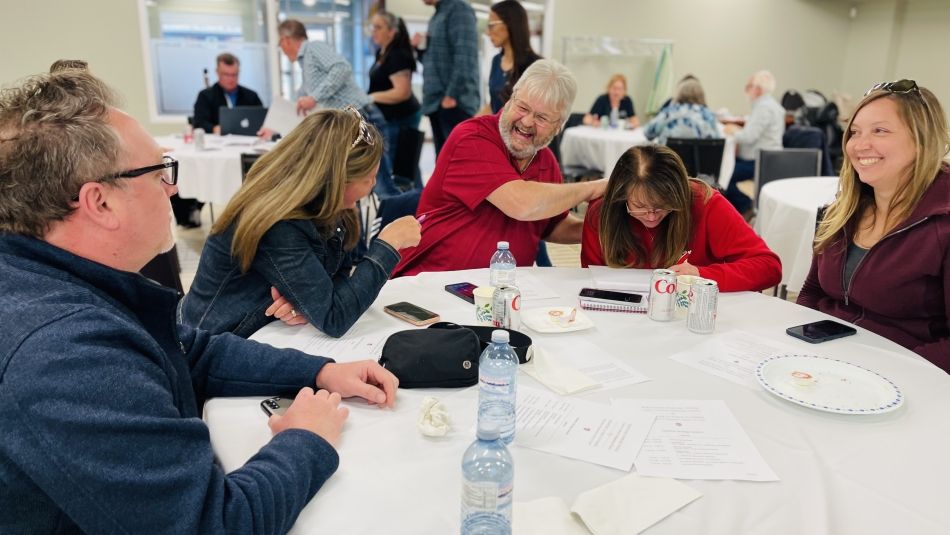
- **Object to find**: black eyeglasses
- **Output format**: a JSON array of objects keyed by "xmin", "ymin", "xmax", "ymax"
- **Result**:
[
  {"xmin": 72, "ymin": 156, "xmax": 178, "ymax": 201},
  {"xmin": 864, "ymin": 79, "xmax": 919, "ymax": 97}
]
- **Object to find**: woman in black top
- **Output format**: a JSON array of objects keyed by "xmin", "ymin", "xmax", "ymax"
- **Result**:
[
  {"xmin": 368, "ymin": 11, "xmax": 422, "ymax": 187},
  {"xmin": 583, "ymin": 73, "xmax": 638, "ymax": 128},
  {"xmin": 479, "ymin": 0, "xmax": 541, "ymax": 115}
]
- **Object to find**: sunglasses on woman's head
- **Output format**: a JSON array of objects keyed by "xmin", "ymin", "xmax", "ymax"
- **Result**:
[{"xmin": 864, "ymin": 79, "xmax": 918, "ymax": 97}]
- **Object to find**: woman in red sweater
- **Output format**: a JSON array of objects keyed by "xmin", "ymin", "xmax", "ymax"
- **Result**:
[{"xmin": 581, "ymin": 144, "xmax": 781, "ymax": 292}]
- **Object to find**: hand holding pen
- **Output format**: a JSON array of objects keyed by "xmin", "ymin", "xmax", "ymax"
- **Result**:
[{"xmin": 668, "ymin": 250, "xmax": 699, "ymax": 277}]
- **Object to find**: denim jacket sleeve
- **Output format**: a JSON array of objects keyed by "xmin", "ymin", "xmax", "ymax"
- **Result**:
[{"xmin": 253, "ymin": 221, "xmax": 400, "ymax": 338}]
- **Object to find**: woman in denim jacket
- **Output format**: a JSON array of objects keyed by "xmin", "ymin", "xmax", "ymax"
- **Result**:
[{"xmin": 179, "ymin": 108, "xmax": 421, "ymax": 338}]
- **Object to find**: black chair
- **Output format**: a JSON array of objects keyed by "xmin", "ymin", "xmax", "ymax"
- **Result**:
[
  {"xmin": 240, "ymin": 152, "xmax": 262, "ymax": 182},
  {"xmin": 666, "ymin": 137, "xmax": 726, "ymax": 191},
  {"xmin": 783, "ymin": 125, "xmax": 835, "ymax": 177},
  {"xmin": 392, "ymin": 128, "xmax": 425, "ymax": 191},
  {"xmin": 753, "ymin": 148, "xmax": 822, "ymax": 208},
  {"xmin": 552, "ymin": 112, "xmax": 598, "ymax": 183}
]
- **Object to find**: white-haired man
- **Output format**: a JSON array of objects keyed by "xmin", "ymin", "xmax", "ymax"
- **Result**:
[
  {"xmin": 0, "ymin": 70, "xmax": 397, "ymax": 532},
  {"xmin": 723, "ymin": 69, "xmax": 786, "ymax": 220},
  {"xmin": 393, "ymin": 59, "xmax": 606, "ymax": 276}
]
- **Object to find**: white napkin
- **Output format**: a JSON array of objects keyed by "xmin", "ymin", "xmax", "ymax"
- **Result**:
[
  {"xmin": 521, "ymin": 346, "xmax": 600, "ymax": 395},
  {"xmin": 570, "ymin": 473, "xmax": 702, "ymax": 535},
  {"xmin": 416, "ymin": 396, "xmax": 450, "ymax": 437},
  {"xmin": 514, "ymin": 497, "xmax": 590, "ymax": 535}
]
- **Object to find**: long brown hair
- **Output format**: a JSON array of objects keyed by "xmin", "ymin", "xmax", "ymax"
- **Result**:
[
  {"xmin": 490, "ymin": 0, "xmax": 541, "ymax": 104},
  {"xmin": 212, "ymin": 109, "xmax": 383, "ymax": 272},
  {"xmin": 815, "ymin": 84, "xmax": 950, "ymax": 252},
  {"xmin": 598, "ymin": 145, "xmax": 710, "ymax": 267}
]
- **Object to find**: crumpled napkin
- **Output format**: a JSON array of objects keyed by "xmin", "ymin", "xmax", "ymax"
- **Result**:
[{"xmin": 417, "ymin": 396, "xmax": 450, "ymax": 437}]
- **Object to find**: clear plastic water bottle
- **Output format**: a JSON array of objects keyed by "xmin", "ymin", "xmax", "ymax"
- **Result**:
[
  {"xmin": 460, "ymin": 424, "xmax": 514, "ymax": 535},
  {"xmin": 489, "ymin": 241, "xmax": 516, "ymax": 288},
  {"xmin": 477, "ymin": 330, "xmax": 519, "ymax": 445},
  {"xmin": 610, "ymin": 107, "xmax": 619, "ymax": 129}
]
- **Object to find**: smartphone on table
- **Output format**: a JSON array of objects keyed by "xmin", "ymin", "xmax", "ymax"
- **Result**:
[
  {"xmin": 786, "ymin": 320, "xmax": 857, "ymax": 344},
  {"xmin": 383, "ymin": 301, "xmax": 441, "ymax": 326},
  {"xmin": 444, "ymin": 282, "xmax": 477, "ymax": 304},
  {"xmin": 578, "ymin": 287, "xmax": 644, "ymax": 305},
  {"xmin": 260, "ymin": 396, "xmax": 293, "ymax": 417}
]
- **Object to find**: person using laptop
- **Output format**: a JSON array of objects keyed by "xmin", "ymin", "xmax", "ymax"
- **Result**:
[
  {"xmin": 0, "ymin": 69, "xmax": 398, "ymax": 532},
  {"xmin": 193, "ymin": 52, "xmax": 263, "ymax": 135}
]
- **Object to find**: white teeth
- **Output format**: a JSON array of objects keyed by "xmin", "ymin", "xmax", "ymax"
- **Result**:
[
  {"xmin": 858, "ymin": 158, "xmax": 880, "ymax": 165},
  {"xmin": 514, "ymin": 126, "xmax": 532, "ymax": 137}
]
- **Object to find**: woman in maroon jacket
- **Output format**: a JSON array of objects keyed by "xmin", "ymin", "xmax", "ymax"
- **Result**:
[
  {"xmin": 581, "ymin": 144, "xmax": 781, "ymax": 292},
  {"xmin": 797, "ymin": 80, "xmax": 949, "ymax": 370}
]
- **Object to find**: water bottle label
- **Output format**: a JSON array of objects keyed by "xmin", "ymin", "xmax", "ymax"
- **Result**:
[
  {"xmin": 478, "ymin": 374, "xmax": 513, "ymax": 394},
  {"xmin": 461, "ymin": 481, "xmax": 513, "ymax": 515}
]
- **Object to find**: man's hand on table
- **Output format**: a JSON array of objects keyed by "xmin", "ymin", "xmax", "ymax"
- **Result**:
[
  {"xmin": 316, "ymin": 361, "xmax": 399, "ymax": 408},
  {"xmin": 268, "ymin": 387, "xmax": 348, "ymax": 448}
]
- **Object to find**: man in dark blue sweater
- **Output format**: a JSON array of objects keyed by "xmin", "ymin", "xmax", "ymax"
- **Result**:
[{"xmin": 0, "ymin": 69, "xmax": 398, "ymax": 533}]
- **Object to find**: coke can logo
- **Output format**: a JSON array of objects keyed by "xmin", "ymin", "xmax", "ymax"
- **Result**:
[
  {"xmin": 654, "ymin": 280, "xmax": 676, "ymax": 294},
  {"xmin": 511, "ymin": 294, "xmax": 520, "ymax": 311}
]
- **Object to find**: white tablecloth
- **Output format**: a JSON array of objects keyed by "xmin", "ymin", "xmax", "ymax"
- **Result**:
[
  {"xmin": 755, "ymin": 176, "xmax": 840, "ymax": 293},
  {"xmin": 155, "ymin": 134, "xmax": 269, "ymax": 205},
  {"xmin": 204, "ymin": 268, "xmax": 950, "ymax": 535},
  {"xmin": 560, "ymin": 126, "xmax": 736, "ymax": 188}
]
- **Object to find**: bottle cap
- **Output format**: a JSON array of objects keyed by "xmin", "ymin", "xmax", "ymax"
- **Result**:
[
  {"xmin": 476, "ymin": 424, "xmax": 502, "ymax": 441},
  {"xmin": 497, "ymin": 241, "xmax": 509, "ymax": 250},
  {"xmin": 491, "ymin": 330, "xmax": 510, "ymax": 344}
]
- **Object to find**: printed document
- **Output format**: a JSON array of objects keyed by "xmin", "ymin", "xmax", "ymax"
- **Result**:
[
  {"xmin": 614, "ymin": 399, "xmax": 779, "ymax": 481},
  {"xmin": 588, "ymin": 265, "xmax": 653, "ymax": 293},
  {"xmin": 668, "ymin": 331, "xmax": 800, "ymax": 389},
  {"xmin": 288, "ymin": 328, "xmax": 394, "ymax": 362},
  {"xmin": 516, "ymin": 386, "xmax": 654, "ymax": 471}
]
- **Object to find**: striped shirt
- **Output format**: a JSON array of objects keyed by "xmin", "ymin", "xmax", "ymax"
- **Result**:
[{"xmin": 298, "ymin": 40, "xmax": 370, "ymax": 110}]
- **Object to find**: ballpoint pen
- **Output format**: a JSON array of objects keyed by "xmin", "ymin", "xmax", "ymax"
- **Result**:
[{"xmin": 674, "ymin": 250, "xmax": 692, "ymax": 265}]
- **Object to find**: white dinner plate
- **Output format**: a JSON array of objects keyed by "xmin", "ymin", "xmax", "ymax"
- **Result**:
[
  {"xmin": 520, "ymin": 306, "xmax": 594, "ymax": 333},
  {"xmin": 755, "ymin": 354, "xmax": 904, "ymax": 415}
]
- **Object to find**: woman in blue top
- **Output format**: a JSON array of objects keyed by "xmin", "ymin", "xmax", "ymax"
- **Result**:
[
  {"xmin": 583, "ymin": 74, "xmax": 638, "ymax": 128},
  {"xmin": 644, "ymin": 77, "xmax": 720, "ymax": 145},
  {"xmin": 179, "ymin": 108, "xmax": 421, "ymax": 338},
  {"xmin": 479, "ymin": 0, "xmax": 541, "ymax": 115}
]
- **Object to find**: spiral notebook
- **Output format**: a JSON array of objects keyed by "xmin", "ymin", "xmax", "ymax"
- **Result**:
[{"xmin": 578, "ymin": 297, "xmax": 648, "ymax": 314}]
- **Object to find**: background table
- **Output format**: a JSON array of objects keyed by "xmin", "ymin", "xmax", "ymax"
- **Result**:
[
  {"xmin": 205, "ymin": 268, "xmax": 950, "ymax": 535},
  {"xmin": 155, "ymin": 134, "xmax": 270, "ymax": 205},
  {"xmin": 560, "ymin": 126, "xmax": 736, "ymax": 187},
  {"xmin": 755, "ymin": 176, "xmax": 840, "ymax": 294}
]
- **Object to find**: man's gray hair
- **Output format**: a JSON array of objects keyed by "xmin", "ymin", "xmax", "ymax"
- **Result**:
[
  {"xmin": 0, "ymin": 70, "xmax": 119, "ymax": 237},
  {"xmin": 750, "ymin": 70, "xmax": 776, "ymax": 95},
  {"xmin": 510, "ymin": 59, "xmax": 577, "ymax": 127}
]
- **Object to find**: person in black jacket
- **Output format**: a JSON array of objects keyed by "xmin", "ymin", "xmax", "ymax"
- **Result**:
[{"xmin": 192, "ymin": 52, "xmax": 263, "ymax": 134}]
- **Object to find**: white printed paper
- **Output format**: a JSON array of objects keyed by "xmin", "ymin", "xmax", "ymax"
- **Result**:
[
  {"xmin": 288, "ymin": 328, "xmax": 394, "ymax": 362},
  {"xmin": 588, "ymin": 266, "xmax": 653, "ymax": 293},
  {"xmin": 516, "ymin": 387, "xmax": 655, "ymax": 471},
  {"xmin": 668, "ymin": 331, "xmax": 801, "ymax": 389},
  {"xmin": 537, "ymin": 338, "xmax": 651, "ymax": 393},
  {"xmin": 263, "ymin": 97, "xmax": 305, "ymax": 136},
  {"xmin": 615, "ymin": 399, "xmax": 779, "ymax": 481}
]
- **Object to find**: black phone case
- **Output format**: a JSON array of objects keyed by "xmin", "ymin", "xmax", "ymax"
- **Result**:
[{"xmin": 785, "ymin": 326, "xmax": 855, "ymax": 344}]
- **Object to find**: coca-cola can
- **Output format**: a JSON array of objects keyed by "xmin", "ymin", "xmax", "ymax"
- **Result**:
[
  {"xmin": 491, "ymin": 285, "xmax": 521, "ymax": 331},
  {"xmin": 687, "ymin": 278, "xmax": 719, "ymax": 334},
  {"xmin": 648, "ymin": 269, "xmax": 677, "ymax": 321}
]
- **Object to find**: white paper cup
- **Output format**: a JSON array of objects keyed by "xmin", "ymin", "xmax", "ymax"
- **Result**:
[
  {"xmin": 473, "ymin": 286, "xmax": 496, "ymax": 326},
  {"xmin": 675, "ymin": 275, "xmax": 698, "ymax": 320}
]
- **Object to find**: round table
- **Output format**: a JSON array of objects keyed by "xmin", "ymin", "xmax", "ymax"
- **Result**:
[
  {"xmin": 755, "ymin": 176, "xmax": 840, "ymax": 294},
  {"xmin": 203, "ymin": 267, "xmax": 950, "ymax": 535},
  {"xmin": 155, "ymin": 134, "xmax": 271, "ymax": 205}
]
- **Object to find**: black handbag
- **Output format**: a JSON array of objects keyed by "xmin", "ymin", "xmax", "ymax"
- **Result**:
[{"xmin": 378, "ymin": 323, "xmax": 533, "ymax": 388}]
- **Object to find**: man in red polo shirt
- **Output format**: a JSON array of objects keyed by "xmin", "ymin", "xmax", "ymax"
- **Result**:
[{"xmin": 393, "ymin": 59, "xmax": 606, "ymax": 277}]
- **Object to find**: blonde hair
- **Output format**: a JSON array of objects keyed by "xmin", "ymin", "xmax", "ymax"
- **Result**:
[
  {"xmin": 212, "ymin": 109, "xmax": 383, "ymax": 272},
  {"xmin": 606, "ymin": 73, "xmax": 627, "ymax": 93},
  {"xmin": 511, "ymin": 59, "xmax": 577, "ymax": 128},
  {"xmin": 598, "ymin": 145, "xmax": 711, "ymax": 268},
  {"xmin": 814, "ymin": 85, "xmax": 950, "ymax": 252}
]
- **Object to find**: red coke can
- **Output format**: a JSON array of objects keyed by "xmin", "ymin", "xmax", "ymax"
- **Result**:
[{"xmin": 648, "ymin": 269, "xmax": 677, "ymax": 322}]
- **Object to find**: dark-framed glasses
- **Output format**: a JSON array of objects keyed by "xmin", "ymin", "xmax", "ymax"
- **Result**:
[
  {"xmin": 343, "ymin": 105, "xmax": 374, "ymax": 149},
  {"xmin": 864, "ymin": 79, "xmax": 918, "ymax": 97},
  {"xmin": 100, "ymin": 155, "xmax": 179, "ymax": 186},
  {"xmin": 626, "ymin": 201, "xmax": 676, "ymax": 217}
]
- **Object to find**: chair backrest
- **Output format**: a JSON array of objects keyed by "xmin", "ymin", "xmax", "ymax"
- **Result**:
[
  {"xmin": 666, "ymin": 137, "xmax": 726, "ymax": 189},
  {"xmin": 754, "ymin": 148, "xmax": 822, "ymax": 206},
  {"xmin": 240, "ymin": 152, "xmax": 262, "ymax": 182},
  {"xmin": 784, "ymin": 125, "xmax": 835, "ymax": 176},
  {"xmin": 392, "ymin": 128, "xmax": 425, "ymax": 181},
  {"xmin": 551, "ymin": 112, "xmax": 587, "ymax": 166}
]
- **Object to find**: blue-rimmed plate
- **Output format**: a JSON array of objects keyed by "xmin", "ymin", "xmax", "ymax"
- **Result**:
[{"xmin": 755, "ymin": 354, "xmax": 903, "ymax": 414}]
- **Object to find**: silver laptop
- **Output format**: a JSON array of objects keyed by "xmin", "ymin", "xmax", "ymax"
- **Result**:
[{"xmin": 219, "ymin": 106, "xmax": 267, "ymax": 136}]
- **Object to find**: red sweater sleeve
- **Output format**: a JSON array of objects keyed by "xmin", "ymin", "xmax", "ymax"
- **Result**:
[
  {"xmin": 581, "ymin": 199, "xmax": 607, "ymax": 268},
  {"xmin": 694, "ymin": 192, "xmax": 782, "ymax": 292}
]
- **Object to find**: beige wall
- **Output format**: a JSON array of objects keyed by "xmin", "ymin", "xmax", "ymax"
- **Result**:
[{"xmin": 2, "ymin": 0, "xmax": 947, "ymax": 134}]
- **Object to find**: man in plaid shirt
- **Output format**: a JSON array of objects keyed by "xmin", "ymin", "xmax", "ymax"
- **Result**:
[{"xmin": 414, "ymin": 0, "xmax": 480, "ymax": 157}]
